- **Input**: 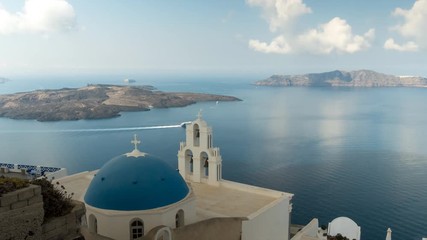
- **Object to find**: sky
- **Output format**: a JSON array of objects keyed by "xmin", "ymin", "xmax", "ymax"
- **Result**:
[{"xmin": 0, "ymin": 0, "xmax": 426, "ymax": 78}]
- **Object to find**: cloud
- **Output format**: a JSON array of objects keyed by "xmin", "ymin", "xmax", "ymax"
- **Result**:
[
  {"xmin": 246, "ymin": 0, "xmax": 312, "ymax": 32},
  {"xmin": 247, "ymin": 0, "xmax": 374, "ymax": 54},
  {"xmin": 385, "ymin": 0, "xmax": 427, "ymax": 51},
  {"xmin": 0, "ymin": 0, "xmax": 76, "ymax": 35},
  {"xmin": 384, "ymin": 38, "xmax": 419, "ymax": 52},
  {"xmin": 249, "ymin": 35, "xmax": 292, "ymax": 53},
  {"xmin": 249, "ymin": 17, "xmax": 375, "ymax": 54},
  {"xmin": 297, "ymin": 18, "xmax": 375, "ymax": 54}
]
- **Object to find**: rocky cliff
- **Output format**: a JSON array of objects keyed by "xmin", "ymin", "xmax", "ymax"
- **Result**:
[
  {"xmin": 255, "ymin": 70, "xmax": 427, "ymax": 87},
  {"xmin": 0, "ymin": 84, "xmax": 240, "ymax": 121}
]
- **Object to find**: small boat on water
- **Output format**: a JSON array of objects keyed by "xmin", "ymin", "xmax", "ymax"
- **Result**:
[
  {"xmin": 180, "ymin": 121, "xmax": 192, "ymax": 128},
  {"xmin": 123, "ymin": 78, "xmax": 136, "ymax": 83}
]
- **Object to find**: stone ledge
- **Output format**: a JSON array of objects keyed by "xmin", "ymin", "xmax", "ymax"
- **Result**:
[
  {"xmin": 42, "ymin": 201, "xmax": 86, "ymax": 240},
  {"xmin": 0, "ymin": 184, "xmax": 41, "ymax": 207},
  {"xmin": 33, "ymin": 185, "xmax": 42, "ymax": 195},
  {"xmin": 11, "ymin": 199, "xmax": 28, "ymax": 209},
  {"xmin": 0, "ymin": 201, "xmax": 44, "ymax": 240},
  {"xmin": 0, "ymin": 205, "xmax": 10, "ymax": 213},
  {"xmin": 72, "ymin": 201, "xmax": 86, "ymax": 217},
  {"xmin": 43, "ymin": 219, "xmax": 57, "ymax": 232},
  {"xmin": 1, "ymin": 202, "xmax": 44, "ymax": 217},
  {"xmin": 17, "ymin": 185, "xmax": 36, "ymax": 201},
  {"xmin": 28, "ymin": 195, "xmax": 43, "ymax": 205},
  {"xmin": 0, "ymin": 192, "xmax": 18, "ymax": 207},
  {"xmin": 44, "ymin": 224, "xmax": 68, "ymax": 240}
]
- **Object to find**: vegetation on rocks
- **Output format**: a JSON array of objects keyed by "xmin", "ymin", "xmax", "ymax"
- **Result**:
[
  {"xmin": 0, "ymin": 176, "xmax": 29, "ymax": 196},
  {"xmin": 31, "ymin": 178, "xmax": 74, "ymax": 221},
  {"xmin": 1, "ymin": 176, "xmax": 74, "ymax": 221},
  {"xmin": 327, "ymin": 234, "xmax": 351, "ymax": 240}
]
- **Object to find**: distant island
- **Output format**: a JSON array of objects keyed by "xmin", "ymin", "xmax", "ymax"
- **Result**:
[
  {"xmin": 255, "ymin": 70, "xmax": 427, "ymax": 87},
  {"xmin": 0, "ymin": 84, "xmax": 240, "ymax": 121}
]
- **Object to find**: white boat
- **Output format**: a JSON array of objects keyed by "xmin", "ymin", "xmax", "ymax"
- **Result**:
[
  {"xmin": 180, "ymin": 121, "xmax": 192, "ymax": 128},
  {"xmin": 123, "ymin": 78, "xmax": 136, "ymax": 83}
]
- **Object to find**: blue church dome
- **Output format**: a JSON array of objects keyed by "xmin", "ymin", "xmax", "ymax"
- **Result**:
[{"xmin": 84, "ymin": 151, "xmax": 189, "ymax": 211}]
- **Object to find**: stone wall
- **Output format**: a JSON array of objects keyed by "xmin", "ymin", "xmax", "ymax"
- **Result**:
[
  {"xmin": 0, "ymin": 184, "xmax": 44, "ymax": 240},
  {"xmin": 0, "ymin": 185, "xmax": 86, "ymax": 240},
  {"xmin": 42, "ymin": 200, "xmax": 85, "ymax": 240}
]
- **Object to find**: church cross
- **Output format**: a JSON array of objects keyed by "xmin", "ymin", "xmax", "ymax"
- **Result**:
[{"xmin": 131, "ymin": 134, "xmax": 141, "ymax": 150}]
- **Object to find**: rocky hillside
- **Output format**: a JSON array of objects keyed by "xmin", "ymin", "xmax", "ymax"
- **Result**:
[
  {"xmin": 0, "ymin": 84, "xmax": 240, "ymax": 121},
  {"xmin": 255, "ymin": 70, "xmax": 427, "ymax": 87}
]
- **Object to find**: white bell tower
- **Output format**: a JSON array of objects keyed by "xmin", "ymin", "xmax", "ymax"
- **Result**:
[{"xmin": 177, "ymin": 111, "xmax": 222, "ymax": 186}]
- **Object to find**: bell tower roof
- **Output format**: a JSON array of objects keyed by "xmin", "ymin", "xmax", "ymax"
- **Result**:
[{"xmin": 192, "ymin": 109, "xmax": 209, "ymax": 128}]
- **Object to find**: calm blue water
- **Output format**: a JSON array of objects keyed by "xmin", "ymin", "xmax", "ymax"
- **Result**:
[{"xmin": 1, "ymin": 77, "xmax": 427, "ymax": 240}]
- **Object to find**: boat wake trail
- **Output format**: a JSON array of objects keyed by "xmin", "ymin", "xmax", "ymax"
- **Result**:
[
  {"xmin": 0, "ymin": 124, "xmax": 184, "ymax": 134},
  {"xmin": 56, "ymin": 124, "xmax": 182, "ymax": 133}
]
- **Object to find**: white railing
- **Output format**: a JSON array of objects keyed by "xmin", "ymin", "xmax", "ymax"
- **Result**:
[{"xmin": 0, "ymin": 163, "xmax": 67, "ymax": 180}]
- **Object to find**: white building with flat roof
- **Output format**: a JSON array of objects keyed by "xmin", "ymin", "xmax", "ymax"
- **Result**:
[{"xmin": 58, "ymin": 113, "xmax": 294, "ymax": 240}]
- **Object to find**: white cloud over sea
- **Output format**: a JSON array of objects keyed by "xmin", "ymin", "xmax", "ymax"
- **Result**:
[
  {"xmin": 0, "ymin": 0, "xmax": 76, "ymax": 35},
  {"xmin": 246, "ymin": 0, "xmax": 312, "ymax": 32},
  {"xmin": 385, "ymin": 0, "xmax": 427, "ymax": 52},
  {"xmin": 384, "ymin": 38, "xmax": 419, "ymax": 52},
  {"xmin": 247, "ymin": 0, "xmax": 375, "ymax": 54}
]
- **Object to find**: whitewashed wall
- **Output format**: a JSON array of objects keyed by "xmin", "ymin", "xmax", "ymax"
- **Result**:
[
  {"xmin": 85, "ymin": 194, "xmax": 196, "ymax": 240},
  {"xmin": 242, "ymin": 196, "xmax": 291, "ymax": 240},
  {"xmin": 290, "ymin": 219, "xmax": 319, "ymax": 240}
]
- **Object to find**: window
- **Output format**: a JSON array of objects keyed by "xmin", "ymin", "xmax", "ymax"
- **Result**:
[
  {"xmin": 89, "ymin": 214, "xmax": 97, "ymax": 234},
  {"xmin": 130, "ymin": 219, "xmax": 144, "ymax": 240},
  {"xmin": 175, "ymin": 209, "xmax": 184, "ymax": 228}
]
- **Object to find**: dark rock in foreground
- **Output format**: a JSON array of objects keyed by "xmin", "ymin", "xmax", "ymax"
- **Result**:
[
  {"xmin": 255, "ymin": 70, "xmax": 427, "ymax": 87},
  {"xmin": 0, "ymin": 84, "xmax": 241, "ymax": 121}
]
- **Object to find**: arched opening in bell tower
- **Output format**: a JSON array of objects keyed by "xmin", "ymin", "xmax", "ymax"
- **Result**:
[
  {"xmin": 207, "ymin": 134, "xmax": 212, "ymax": 148},
  {"xmin": 185, "ymin": 149, "xmax": 193, "ymax": 174},
  {"xmin": 200, "ymin": 151, "xmax": 209, "ymax": 177},
  {"xmin": 193, "ymin": 124, "xmax": 200, "ymax": 147}
]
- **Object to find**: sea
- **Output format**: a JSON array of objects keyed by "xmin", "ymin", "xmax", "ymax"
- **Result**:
[{"xmin": 0, "ymin": 75, "xmax": 426, "ymax": 240}]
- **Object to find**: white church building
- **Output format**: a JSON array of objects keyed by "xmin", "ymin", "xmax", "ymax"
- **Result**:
[{"xmin": 58, "ymin": 114, "xmax": 294, "ymax": 240}]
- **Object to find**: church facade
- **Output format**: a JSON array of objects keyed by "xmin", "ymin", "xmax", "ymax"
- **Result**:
[{"xmin": 58, "ymin": 114, "xmax": 294, "ymax": 240}]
